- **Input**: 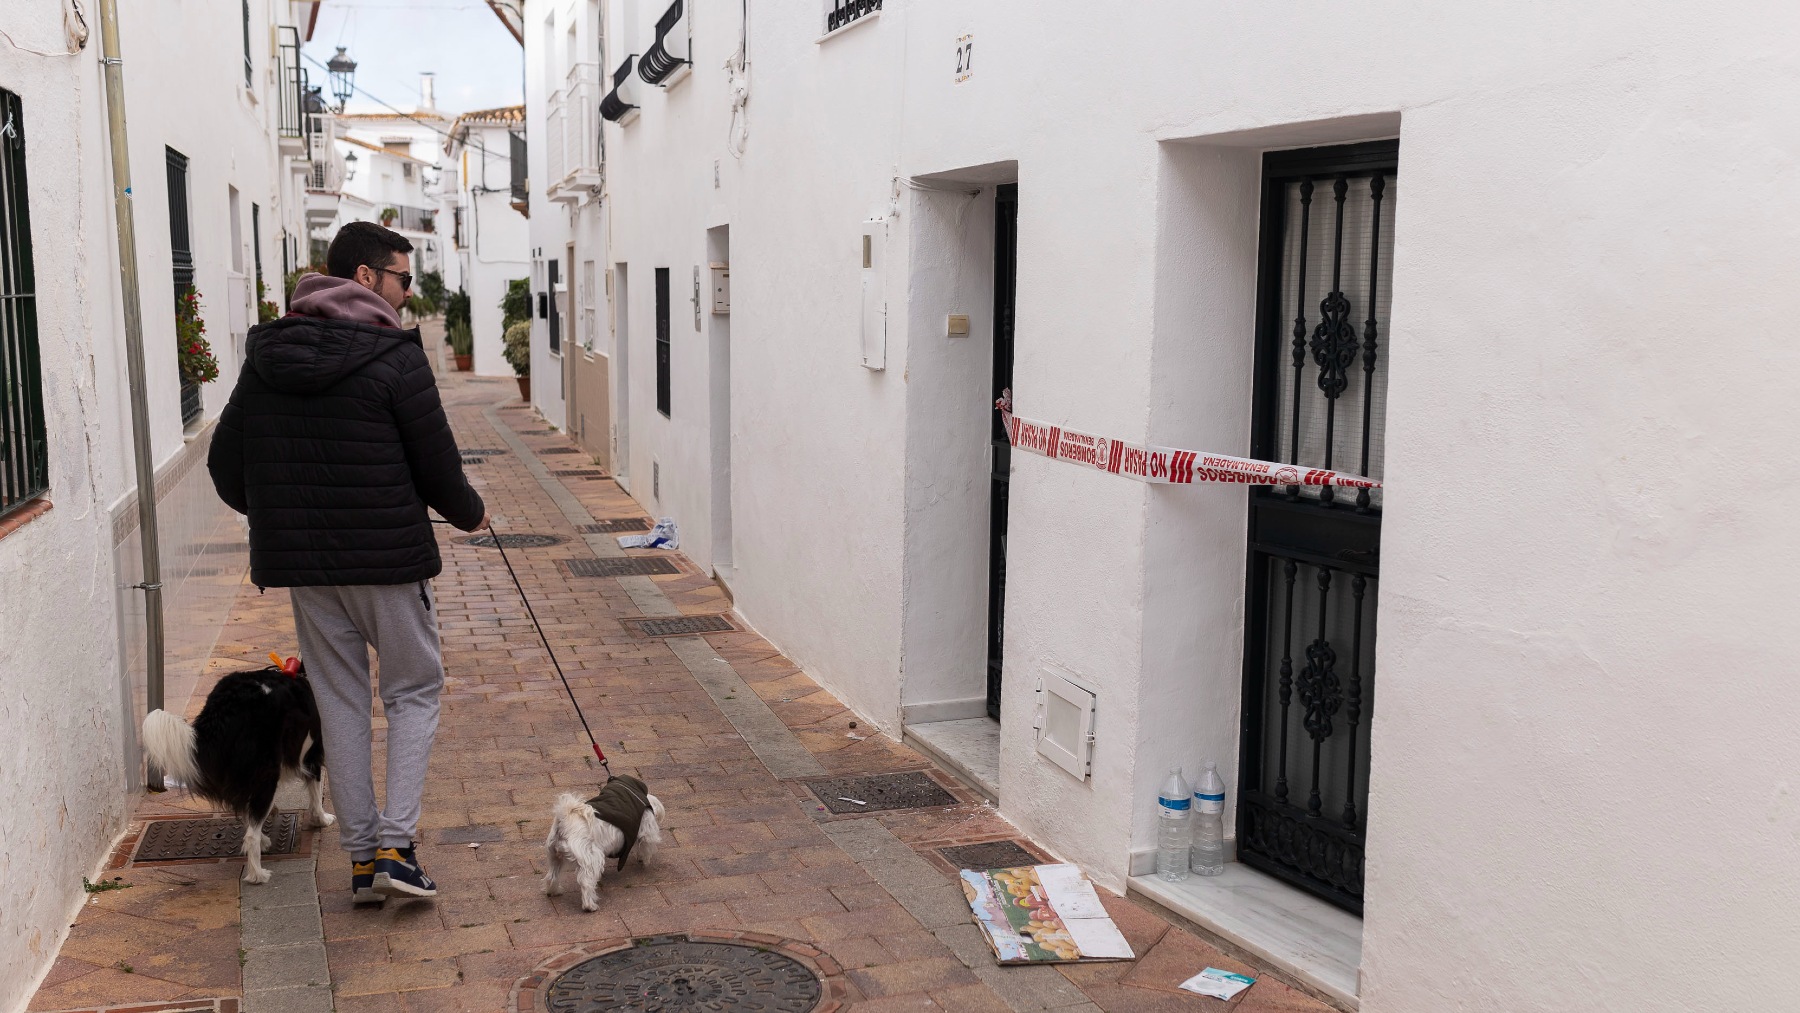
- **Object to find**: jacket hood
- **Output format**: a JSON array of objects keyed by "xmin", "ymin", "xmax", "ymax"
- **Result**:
[
  {"xmin": 289, "ymin": 273, "xmax": 403, "ymax": 328},
  {"xmin": 246, "ymin": 315, "xmax": 420, "ymax": 394}
]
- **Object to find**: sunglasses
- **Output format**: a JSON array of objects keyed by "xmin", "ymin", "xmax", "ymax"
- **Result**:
[{"xmin": 374, "ymin": 266, "xmax": 413, "ymax": 291}]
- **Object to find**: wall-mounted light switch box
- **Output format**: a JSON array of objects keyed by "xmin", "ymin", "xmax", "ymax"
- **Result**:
[{"xmin": 947, "ymin": 314, "xmax": 970, "ymax": 337}]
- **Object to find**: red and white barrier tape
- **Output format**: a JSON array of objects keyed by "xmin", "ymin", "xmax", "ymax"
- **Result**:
[{"xmin": 996, "ymin": 392, "xmax": 1379, "ymax": 489}]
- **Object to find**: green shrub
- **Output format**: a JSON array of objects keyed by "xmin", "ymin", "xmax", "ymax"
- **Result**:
[
  {"xmin": 448, "ymin": 320, "xmax": 474, "ymax": 357},
  {"xmin": 503, "ymin": 320, "xmax": 531, "ymax": 377},
  {"xmin": 444, "ymin": 288, "xmax": 471, "ymax": 331},
  {"xmin": 500, "ymin": 277, "xmax": 531, "ymax": 331}
]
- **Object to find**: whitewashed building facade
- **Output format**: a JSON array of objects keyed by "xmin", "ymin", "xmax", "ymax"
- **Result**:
[
  {"xmin": 517, "ymin": 3, "xmax": 1800, "ymax": 1011},
  {"xmin": 443, "ymin": 105, "xmax": 531, "ymax": 377},
  {"xmin": 1, "ymin": 0, "xmax": 319, "ymax": 1005}
]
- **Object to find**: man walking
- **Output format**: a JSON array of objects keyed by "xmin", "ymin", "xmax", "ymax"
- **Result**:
[{"xmin": 209, "ymin": 222, "xmax": 486, "ymax": 903}]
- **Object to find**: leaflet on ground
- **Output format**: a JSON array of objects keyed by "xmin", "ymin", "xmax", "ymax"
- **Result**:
[{"xmin": 958, "ymin": 863, "xmax": 1135, "ymax": 964}]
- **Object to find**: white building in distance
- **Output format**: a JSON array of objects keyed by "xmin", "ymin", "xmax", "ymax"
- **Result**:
[
  {"xmin": 515, "ymin": 2, "xmax": 1800, "ymax": 1011},
  {"xmin": 443, "ymin": 105, "xmax": 530, "ymax": 377}
]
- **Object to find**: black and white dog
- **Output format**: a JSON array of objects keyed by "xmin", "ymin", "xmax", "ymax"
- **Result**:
[{"xmin": 140, "ymin": 660, "xmax": 334, "ymax": 883}]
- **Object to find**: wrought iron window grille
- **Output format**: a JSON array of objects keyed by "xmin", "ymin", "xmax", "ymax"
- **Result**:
[
  {"xmin": 638, "ymin": 0, "xmax": 690, "ymax": 86},
  {"xmin": 0, "ymin": 89, "xmax": 48, "ymax": 522},
  {"xmin": 825, "ymin": 0, "xmax": 882, "ymax": 35},
  {"xmin": 600, "ymin": 57, "xmax": 641, "ymax": 123}
]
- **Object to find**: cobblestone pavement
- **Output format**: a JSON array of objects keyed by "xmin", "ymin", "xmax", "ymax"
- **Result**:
[{"xmin": 29, "ymin": 342, "xmax": 1336, "ymax": 1013}]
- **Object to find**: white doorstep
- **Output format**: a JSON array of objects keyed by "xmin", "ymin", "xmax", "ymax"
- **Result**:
[
  {"xmin": 1129, "ymin": 863, "xmax": 1362, "ymax": 1010},
  {"xmin": 904, "ymin": 717, "xmax": 1000, "ymax": 801}
]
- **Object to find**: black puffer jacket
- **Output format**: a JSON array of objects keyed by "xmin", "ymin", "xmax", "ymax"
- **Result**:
[{"xmin": 208, "ymin": 315, "xmax": 485, "ymax": 587}]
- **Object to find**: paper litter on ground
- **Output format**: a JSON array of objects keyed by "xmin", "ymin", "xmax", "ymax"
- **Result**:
[
  {"xmin": 1179, "ymin": 967, "xmax": 1256, "ymax": 1000},
  {"xmin": 616, "ymin": 516, "xmax": 678, "ymax": 549},
  {"xmin": 958, "ymin": 863, "xmax": 1135, "ymax": 964}
]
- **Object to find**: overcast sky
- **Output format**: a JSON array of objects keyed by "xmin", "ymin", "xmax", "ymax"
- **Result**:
[{"xmin": 302, "ymin": 1, "xmax": 523, "ymax": 117}]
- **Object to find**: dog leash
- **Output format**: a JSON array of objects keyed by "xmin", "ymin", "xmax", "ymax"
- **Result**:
[{"xmin": 485, "ymin": 522, "xmax": 613, "ymax": 775}]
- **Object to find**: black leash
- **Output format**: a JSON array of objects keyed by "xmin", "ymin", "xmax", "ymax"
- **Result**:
[{"xmin": 485, "ymin": 521, "xmax": 613, "ymax": 774}]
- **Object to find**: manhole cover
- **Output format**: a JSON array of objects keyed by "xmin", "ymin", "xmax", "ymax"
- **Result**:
[
  {"xmin": 578, "ymin": 518, "xmax": 651, "ymax": 533},
  {"xmin": 135, "ymin": 813, "xmax": 300, "ymax": 862},
  {"xmin": 805, "ymin": 772, "xmax": 956, "ymax": 814},
  {"xmin": 552, "ymin": 469, "xmax": 608, "ymax": 478},
  {"xmin": 625, "ymin": 615, "xmax": 737, "ymax": 638},
  {"xmin": 564, "ymin": 557, "xmax": 682, "ymax": 578},
  {"xmin": 940, "ymin": 840, "xmax": 1038, "ymax": 871},
  {"xmin": 458, "ymin": 533, "xmax": 569, "ymax": 549},
  {"xmin": 539, "ymin": 446, "xmax": 583, "ymax": 454},
  {"xmin": 544, "ymin": 936, "xmax": 822, "ymax": 1012}
]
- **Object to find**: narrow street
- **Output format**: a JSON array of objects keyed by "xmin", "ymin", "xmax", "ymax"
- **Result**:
[{"xmin": 26, "ymin": 330, "xmax": 1331, "ymax": 1013}]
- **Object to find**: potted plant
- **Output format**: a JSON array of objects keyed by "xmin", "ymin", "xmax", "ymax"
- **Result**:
[
  {"xmin": 256, "ymin": 278, "xmax": 281, "ymax": 324},
  {"xmin": 447, "ymin": 319, "xmax": 474, "ymax": 371},
  {"xmin": 379, "ymin": 206, "xmax": 398, "ymax": 227},
  {"xmin": 504, "ymin": 320, "xmax": 531, "ymax": 401},
  {"xmin": 176, "ymin": 286, "xmax": 220, "ymax": 385}
]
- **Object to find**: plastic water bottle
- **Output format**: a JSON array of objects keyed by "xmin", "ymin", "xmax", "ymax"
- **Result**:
[
  {"xmin": 1156, "ymin": 767, "xmax": 1193, "ymax": 881},
  {"xmin": 1191, "ymin": 761, "xmax": 1226, "ymax": 876}
]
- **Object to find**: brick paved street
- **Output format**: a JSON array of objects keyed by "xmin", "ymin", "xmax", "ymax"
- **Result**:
[{"xmin": 28, "ymin": 351, "xmax": 1335, "ymax": 1013}]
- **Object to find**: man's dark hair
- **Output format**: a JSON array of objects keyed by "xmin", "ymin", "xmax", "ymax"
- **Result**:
[{"xmin": 326, "ymin": 221, "xmax": 413, "ymax": 279}]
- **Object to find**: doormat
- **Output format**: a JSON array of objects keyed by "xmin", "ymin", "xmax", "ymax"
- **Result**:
[
  {"xmin": 578, "ymin": 518, "xmax": 652, "ymax": 533},
  {"xmin": 805, "ymin": 772, "xmax": 957, "ymax": 814},
  {"xmin": 551, "ymin": 469, "xmax": 608, "ymax": 478},
  {"xmin": 940, "ymin": 840, "xmax": 1039, "ymax": 872},
  {"xmin": 134, "ymin": 813, "xmax": 300, "ymax": 862},
  {"xmin": 562, "ymin": 557, "xmax": 682, "ymax": 578},
  {"xmin": 623, "ymin": 614, "xmax": 737, "ymax": 638}
]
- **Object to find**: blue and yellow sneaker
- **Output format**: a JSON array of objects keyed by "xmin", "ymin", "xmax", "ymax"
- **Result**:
[
  {"xmin": 371, "ymin": 845, "xmax": 437, "ymax": 899},
  {"xmin": 351, "ymin": 860, "xmax": 384, "ymax": 905}
]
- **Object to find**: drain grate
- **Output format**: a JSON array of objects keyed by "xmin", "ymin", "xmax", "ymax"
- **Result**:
[
  {"xmin": 539, "ymin": 446, "xmax": 583, "ymax": 454},
  {"xmin": 460, "ymin": 457, "xmax": 489, "ymax": 465},
  {"xmin": 135, "ymin": 813, "xmax": 300, "ymax": 862},
  {"xmin": 939, "ymin": 840, "xmax": 1039, "ymax": 871},
  {"xmin": 551, "ymin": 469, "xmax": 608, "ymax": 478},
  {"xmin": 563, "ymin": 557, "xmax": 682, "ymax": 578},
  {"xmin": 578, "ymin": 518, "xmax": 651, "ymax": 534},
  {"xmin": 457, "ymin": 533, "xmax": 569, "ymax": 549},
  {"xmin": 545, "ymin": 936, "xmax": 822, "ymax": 1012},
  {"xmin": 460, "ymin": 448, "xmax": 507, "ymax": 456},
  {"xmin": 805, "ymin": 772, "xmax": 957, "ymax": 814},
  {"xmin": 625, "ymin": 614, "xmax": 737, "ymax": 638}
]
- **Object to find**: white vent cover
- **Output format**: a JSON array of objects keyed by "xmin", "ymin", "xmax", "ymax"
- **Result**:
[{"xmin": 1035, "ymin": 667, "xmax": 1096, "ymax": 780}]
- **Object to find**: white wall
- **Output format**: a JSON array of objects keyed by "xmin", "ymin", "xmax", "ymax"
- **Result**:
[
  {"xmin": 564, "ymin": 3, "xmax": 1800, "ymax": 1009},
  {"xmin": 1, "ymin": 0, "xmax": 304, "ymax": 1004}
]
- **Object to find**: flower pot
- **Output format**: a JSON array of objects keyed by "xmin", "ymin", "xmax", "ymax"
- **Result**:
[
  {"xmin": 516, "ymin": 376, "xmax": 531, "ymax": 402},
  {"xmin": 453, "ymin": 354, "xmax": 473, "ymax": 371}
]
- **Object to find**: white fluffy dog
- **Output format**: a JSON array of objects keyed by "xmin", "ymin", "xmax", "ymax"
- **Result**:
[{"xmin": 542, "ymin": 784, "xmax": 665, "ymax": 911}]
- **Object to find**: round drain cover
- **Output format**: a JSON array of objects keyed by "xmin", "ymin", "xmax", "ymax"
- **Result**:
[
  {"xmin": 459, "ymin": 533, "xmax": 567, "ymax": 549},
  {"xmin": 545, "ymin": 938, "xmax": 823, "ymax": 1012}
]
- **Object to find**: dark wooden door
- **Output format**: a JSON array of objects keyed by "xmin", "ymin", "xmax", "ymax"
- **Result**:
[{"xmin": 986, "ymin": 184, "xmax": 1017, "ymax": 720}]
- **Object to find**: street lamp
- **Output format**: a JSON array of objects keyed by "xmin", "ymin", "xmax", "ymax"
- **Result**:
[
  {"xmin": 343, "ymin": 150, "xmax": 358, "ymax": 181},
  {"xmin": 327, "ymin": 46, "xmax": 358, "ymax": 110}
]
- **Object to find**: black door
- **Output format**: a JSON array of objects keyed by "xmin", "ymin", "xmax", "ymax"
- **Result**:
[
  {"xmin": 165, "ymin": 147, "xmax": 200, "ymax": 426},
  {"xmin": 986, "ymin": 183, "xmax": 1018, "ymax": 720},
  {"xmin": 1238, "ymin": 141, "xmax": 1396, "ymax": 915},
  {"xmin": 654, "ymin": 267, "xmax": 671, "ymax": 417}
]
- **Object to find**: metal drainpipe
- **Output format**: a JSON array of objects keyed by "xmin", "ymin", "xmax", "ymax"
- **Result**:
[{"xmin": 96, "ymin": 0, "xmax": 168, "ymax": 791}]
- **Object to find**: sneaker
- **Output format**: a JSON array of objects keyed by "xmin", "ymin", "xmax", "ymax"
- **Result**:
[
  {"xmin": 371, "ymin": 846, "xmax": 437, "ymax": 899},
  {"xmin": 351, "ymin": 860, "xmax": 384, "ymax": 905}
]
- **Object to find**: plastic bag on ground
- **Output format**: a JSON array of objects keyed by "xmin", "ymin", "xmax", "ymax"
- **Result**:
[{"xmin": 617, "ymin": 517, "xmax": 678, "ymax": 550}]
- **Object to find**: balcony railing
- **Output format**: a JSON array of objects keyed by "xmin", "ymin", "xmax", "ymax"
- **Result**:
[
  {"xmin": 548, "ymin": 62, "xmax": 603, "ymax": 197},
  {"xmin": 638, "ymin": 0, "xmax": 690, "ymax": 85},
  {"xmin": 276, "ymin": 27, "xmax": 312, "ymax": 151},
  {"xmin": 600, "ymin": 57, "xmax": 640, "ymax": 123},
  {"xmin": 307, "ymin": 157, "xmax": 342, "ymax": 192},
  {"xmin": 386, "ymin": 204, "xmax": 437, "ymax": 233},
  {"xmin": 825, "ymin": 0, "xmax": 882, "ymax": 34}
]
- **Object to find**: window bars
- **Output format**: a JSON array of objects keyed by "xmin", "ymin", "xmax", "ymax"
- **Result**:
[
  {"xmin": 0, "ymin": 89, "xmax": 48, "ymax": 521},
  {"xmin": 600, "ymin": 57, "xmax": 640, "ymax": 123},
  {"xmin": 826, "ymin": 0, "xmax": 881, "ymax": 34}
]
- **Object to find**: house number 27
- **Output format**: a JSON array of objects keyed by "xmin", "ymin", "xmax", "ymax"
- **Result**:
[{"xmin": 955, "ymin": 34, "xmax": 973, "ymax": 84}]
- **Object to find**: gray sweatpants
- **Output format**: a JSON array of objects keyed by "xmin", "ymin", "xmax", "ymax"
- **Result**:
[{"xmin": 290, "ymin": 582, "xmax": 443, "ymax": 861}]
